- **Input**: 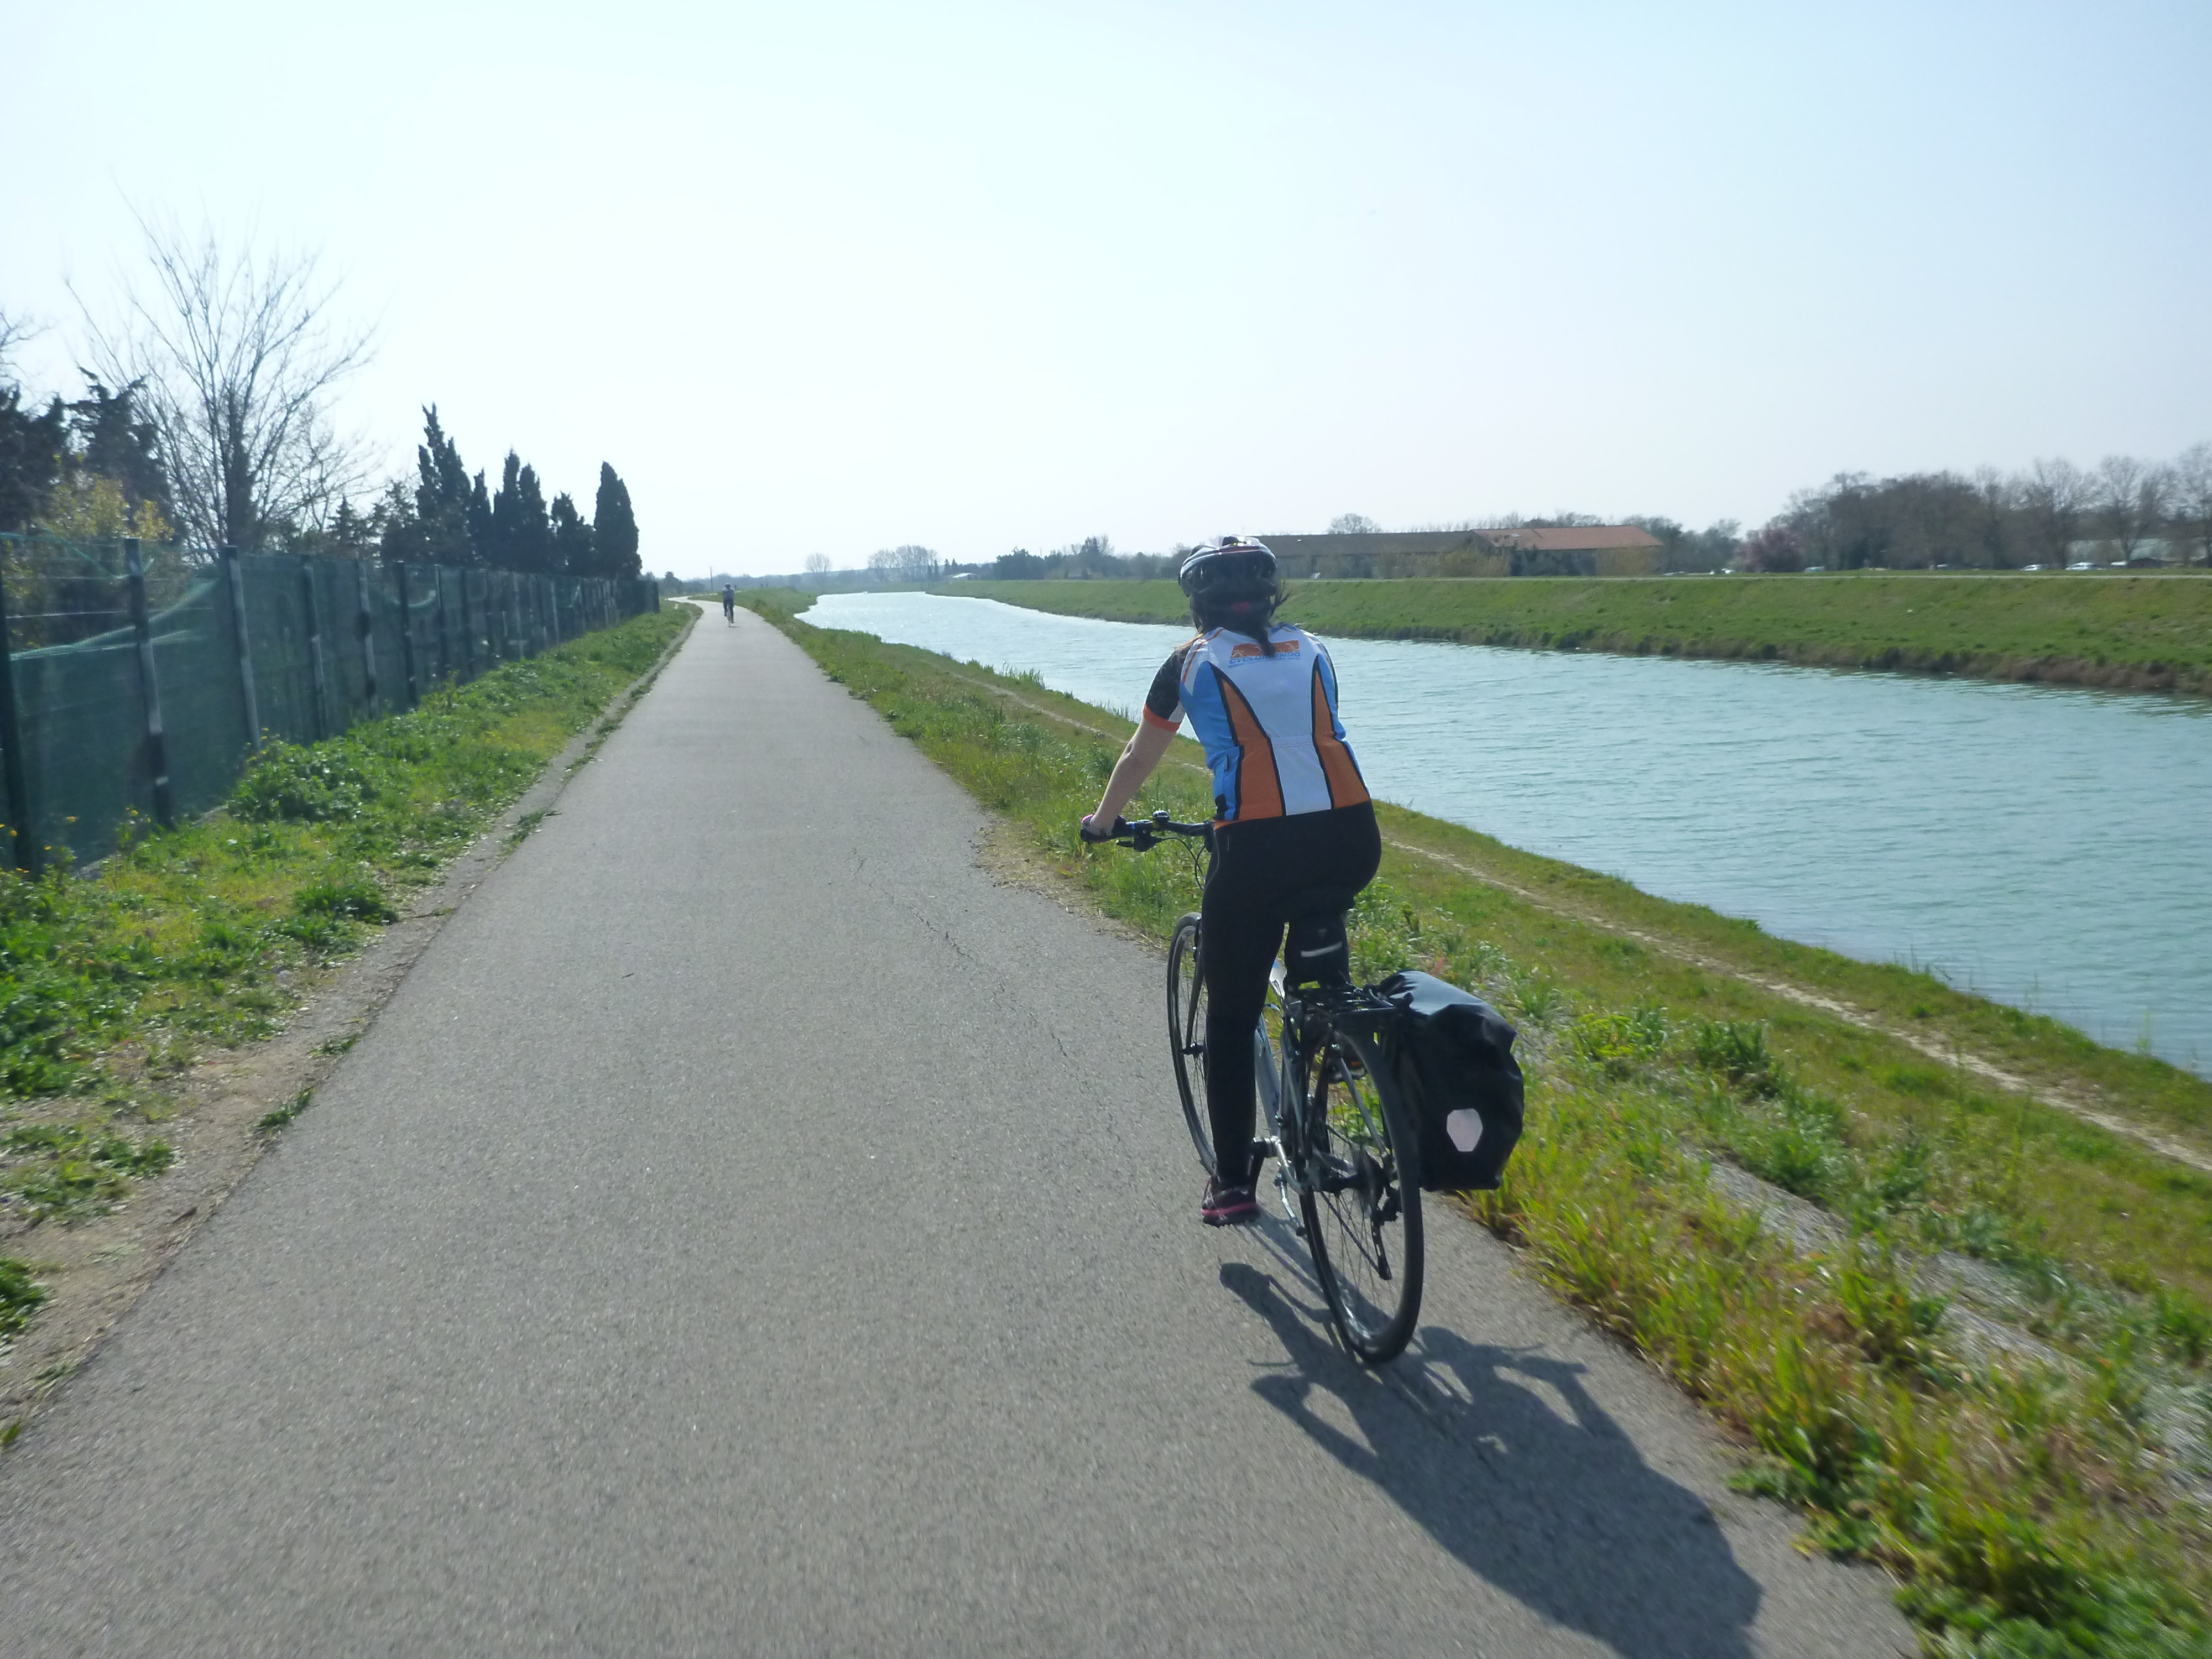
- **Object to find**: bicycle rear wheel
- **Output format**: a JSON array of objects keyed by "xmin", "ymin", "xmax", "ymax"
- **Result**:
[
  {"xmin": 1166, "ymin": 914, "xmax": 1216, "ymax": 1176},
  {"xmin": 1298, "ymin": 1024, "xmax": 1423, "ymax": 1364}
]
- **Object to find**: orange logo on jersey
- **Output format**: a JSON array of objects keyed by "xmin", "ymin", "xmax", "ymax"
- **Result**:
[{"xmin": 1229, "ymin": 639, "xmax": 1301, "ymax": 660}]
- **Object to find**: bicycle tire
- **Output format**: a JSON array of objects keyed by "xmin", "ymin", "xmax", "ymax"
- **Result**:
[
  {"xmin": 1298, "ymin": 1022, "xmax": 1424, "ymax": 1364},
  {"xmin": 1166, "ymin": 913, "xmax": 1216, "ymax": 1176}
]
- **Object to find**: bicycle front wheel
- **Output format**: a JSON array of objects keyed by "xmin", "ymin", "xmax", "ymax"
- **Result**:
[
  {"xmin": 1298, "ymin": 1024, "xmax": 1423, "ymax": 1364},
  {"xmin": 1166, "ymin": 914, "xmax": 1216, "ymax": 1176}
]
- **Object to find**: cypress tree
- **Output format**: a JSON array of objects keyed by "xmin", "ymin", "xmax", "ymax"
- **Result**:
[
  {"xmin": 487, "ymin": 451, "xmax": 520, "ymax": 567},
  {"xmin": 414, "ymin": 406, "xmax": 476, "ymax": 565},
  {"xmin": 514, "ymin": 463, "xmax": 550, "ymax": 571},
  {"xmin": 374, "ymin": 479, "xmax": 421, "ymax": 563},
  {"xmin": 593, "ymin": 462, "xmax": 639, "ymax": 579},
  {"xmin": 67, "ymin": 378, "xmax": 173, "ymax": 526},
  {"xmin": 549, "ymin": 491, "xmax": 594, "ymax": 574},
  {"xmin": 491, "ymin": 451, "xmax": 554, "ymax": 572},
  {"xmin": 325, "ymin": 497, "xmax": 376, "ymax": 558},
  {"xmin": 0, "ymin": 386, "xmax": 65, "ymax": 534},
  {"xmin": 466, "ymin": 471, "xmax": 493, "ymax": 565}
]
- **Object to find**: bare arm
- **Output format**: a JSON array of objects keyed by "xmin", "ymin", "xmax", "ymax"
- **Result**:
[{"xmin": 1086, "ymin": 718, "xmax": 1178, "ymax": 832}]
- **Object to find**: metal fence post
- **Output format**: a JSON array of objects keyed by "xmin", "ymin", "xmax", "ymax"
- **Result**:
[
  {"xmin": 395, "ymin": 561, "xmax": 420, "ymax": 707},
  {"xmin": 0, "ymin": 558, "xmax": 36, "ymax": 873},
  {"xmin": 220, "ymin": 544, "xmax": 261, "ymax": 753},
  {"xmin": 354, "ymin": 559, "xmax": 380, "ymax": 717},
  {"xmin": 300, "ymin": 557, "xmax": 330, "ymax": 740},
  {"xmin": 459, "ymin": 571, "xmax": 477, "ymax": 681},
  {"xmin": 123, "ymin": 538, "xmax": 175, "ymax": 828},
  {"xmin": 433, "ymin": 566, "xmax": 452, "ymax": 684}
]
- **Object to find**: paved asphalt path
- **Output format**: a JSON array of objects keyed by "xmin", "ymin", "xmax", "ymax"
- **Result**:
[{"xmin": 0, "ymin": 609, "xmax": 1912, "ymax": 1657}]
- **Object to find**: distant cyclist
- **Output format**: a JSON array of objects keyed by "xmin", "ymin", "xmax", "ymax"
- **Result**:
[
  {"xmin": 1081, "ymin": 538, "xmax": 1380, "ymax": 1225},
  {"xmin": 721, "ymin": 582, "xmax": 736, "ymax": 624}
]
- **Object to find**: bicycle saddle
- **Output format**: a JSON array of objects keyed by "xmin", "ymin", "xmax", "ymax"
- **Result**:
[{"xmin": 1281, "ymin": 899, "xmax": 1355, "ymax": 987}]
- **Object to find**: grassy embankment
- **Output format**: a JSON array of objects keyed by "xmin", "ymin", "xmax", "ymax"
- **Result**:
[
  {"xmin": 945, "ymin": 575, "xmax": 2212, "ymax": 696},
  {"xmin": 0, "ymin": 607, "xmax": 688, "ymax": 1340},
  {"xmin": 747, "ymin": 585, "xmax": 2212, "ymax": 1658}
]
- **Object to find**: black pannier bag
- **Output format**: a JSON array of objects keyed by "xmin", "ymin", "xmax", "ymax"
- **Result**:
[{"xmin": 1376, "ymin": 970, "xmax": 1524, "ymax": 1192}]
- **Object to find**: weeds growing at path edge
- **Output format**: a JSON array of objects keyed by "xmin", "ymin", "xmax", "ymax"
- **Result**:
[
  {"xmin": 0, "ymin": 608, "xmax": 686, "ymax": 1288},
  {"xmin": 746, "ymin": 589, "xmax": 2212, "ymax": 1658}
]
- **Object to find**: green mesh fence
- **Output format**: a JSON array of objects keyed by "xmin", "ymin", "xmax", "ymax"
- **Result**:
[{"xmin": 0, "ymin": 533, "xmax": 660, "ymax": 868}]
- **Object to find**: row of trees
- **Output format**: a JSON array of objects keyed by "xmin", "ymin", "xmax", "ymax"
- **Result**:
[
  {"xmin": 864, "ymin": 545, "xmax": 944, "ymax": 582},
  {"xmin": 299, "ymin": 409, "xmax": 640, "ymax": 578},
  {"xmin": 1, "ymin": 223, "xmax": 642, "ymax": 578},
  {"xmin": 1739, "ymin": 448, "xmax": 2212, "ymax": 572},
  {"xmin": 1273, "ymin": 448, "xmax": 2212, "ymax": 577},
  {"xmin": 802, "ymin": 444, "xmax": 2212, "ymax": 584},
  {"xmin": 986, "ymin": 536, "xmax": 1182, "ymax": 580}
]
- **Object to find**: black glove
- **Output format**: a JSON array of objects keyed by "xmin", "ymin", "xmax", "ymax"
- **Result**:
[{"xmin": 1079, "ymin": 814, "xmax": 1120, "ymax": 844}]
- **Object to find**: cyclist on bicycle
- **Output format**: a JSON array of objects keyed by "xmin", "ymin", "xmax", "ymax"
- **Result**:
[
  {"xmin": 721, "ymin": 582, "xmax": 737, "ymax": 623},
  {"xmin": 1081, "ymin": 538, "xmax": 1381, "ymax": 1225}
]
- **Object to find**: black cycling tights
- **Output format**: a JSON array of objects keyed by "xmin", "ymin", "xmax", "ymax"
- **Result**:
[{"xmin": 1202, "ymin": 802, "xmax": 1381, "ymax": 1187}]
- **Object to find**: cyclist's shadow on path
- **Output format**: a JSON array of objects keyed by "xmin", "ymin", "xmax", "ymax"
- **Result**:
[{"xmin": 1222, "ymin": 1257, "xmax": 1762, "ymax": 1659}]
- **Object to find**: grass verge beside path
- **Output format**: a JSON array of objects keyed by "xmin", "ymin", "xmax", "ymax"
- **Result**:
[
  {"xmin": 0, "ymin": 608, "xmax": 687, "ymax": 1327},
  {"xmin": 747, "ymin": 586, "xmax": 2212, "ymax": 1658},
  {"xmin": 946, "ymin": 575, "xmax": 2212, "ymax": 697}
]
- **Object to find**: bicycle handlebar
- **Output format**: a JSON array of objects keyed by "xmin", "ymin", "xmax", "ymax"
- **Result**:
[{"xmin": 1099, "ymin": 811, "xmax": 1212, "ymax": 852}]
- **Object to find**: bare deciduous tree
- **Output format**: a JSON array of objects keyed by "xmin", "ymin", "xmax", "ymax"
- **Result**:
[
  {"xmin": 78, "ymin": 218, "xmax": 374, "ymax": 550},
  {"xmin": 2093, "ymin": 454, "xmax": 2156, "ymax": 561},
  {"xmin": 2171, "ymin": 443, "xmax": 2212, "ymax": 570},
  {"xmin": 0, "ymin": 306, "xmax": 37, "ymax": 378},
  {"xmin": 2018, "ymin": 457, "xmax": 2089, "ymax": 566}
]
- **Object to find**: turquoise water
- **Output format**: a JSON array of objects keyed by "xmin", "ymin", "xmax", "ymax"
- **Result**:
[{"xmin": 810, "ymin": 590, "xmax": 2212, "ymax": 1076}]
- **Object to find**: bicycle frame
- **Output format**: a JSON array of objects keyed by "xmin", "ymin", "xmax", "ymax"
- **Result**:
[
  {"xmin": 1256, "ymin": 964, "xmax": 1403, "ymax": 1227},
  {"xmin": 1109, "ymin": 807, "xmax": 1425, "ymax": 1362},
  {"xmin": 1103, "ymin": 812, "xmax": 1399, "ymax": 1222}
]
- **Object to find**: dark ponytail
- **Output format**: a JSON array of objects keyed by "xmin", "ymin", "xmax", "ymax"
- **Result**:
[{"xmin": 1191, "ymin": 583, "xmax": 1284, "ymax": 656}]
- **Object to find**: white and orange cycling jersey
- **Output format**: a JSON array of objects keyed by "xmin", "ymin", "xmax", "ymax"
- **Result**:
[{"xmin": 1144, "ymin": 625, "xmax": 1370, "ymax": 824}]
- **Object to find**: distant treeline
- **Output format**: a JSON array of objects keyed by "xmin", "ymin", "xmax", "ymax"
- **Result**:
[
  {"xmin": 1743, "ymin": 448, "xmax": 2211, "ymax": 572},
  {"xmin": 752, "ymin": 447, "xmax": 2212, "ymax": 584},
  {"xmin": 981, "ymin": 537, "xmax": 1181, "ymax": 581}
]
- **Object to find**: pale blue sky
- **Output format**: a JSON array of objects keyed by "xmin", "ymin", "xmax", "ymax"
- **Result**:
[{"xmin": 3, "ymin": 1, "xmax": 2206, "ymax": 575}]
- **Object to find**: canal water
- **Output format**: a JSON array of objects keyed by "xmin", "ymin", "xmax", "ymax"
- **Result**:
[{"xmin": 808, "ymin": 591, "xmax": 2212, "ymax": 1076}]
